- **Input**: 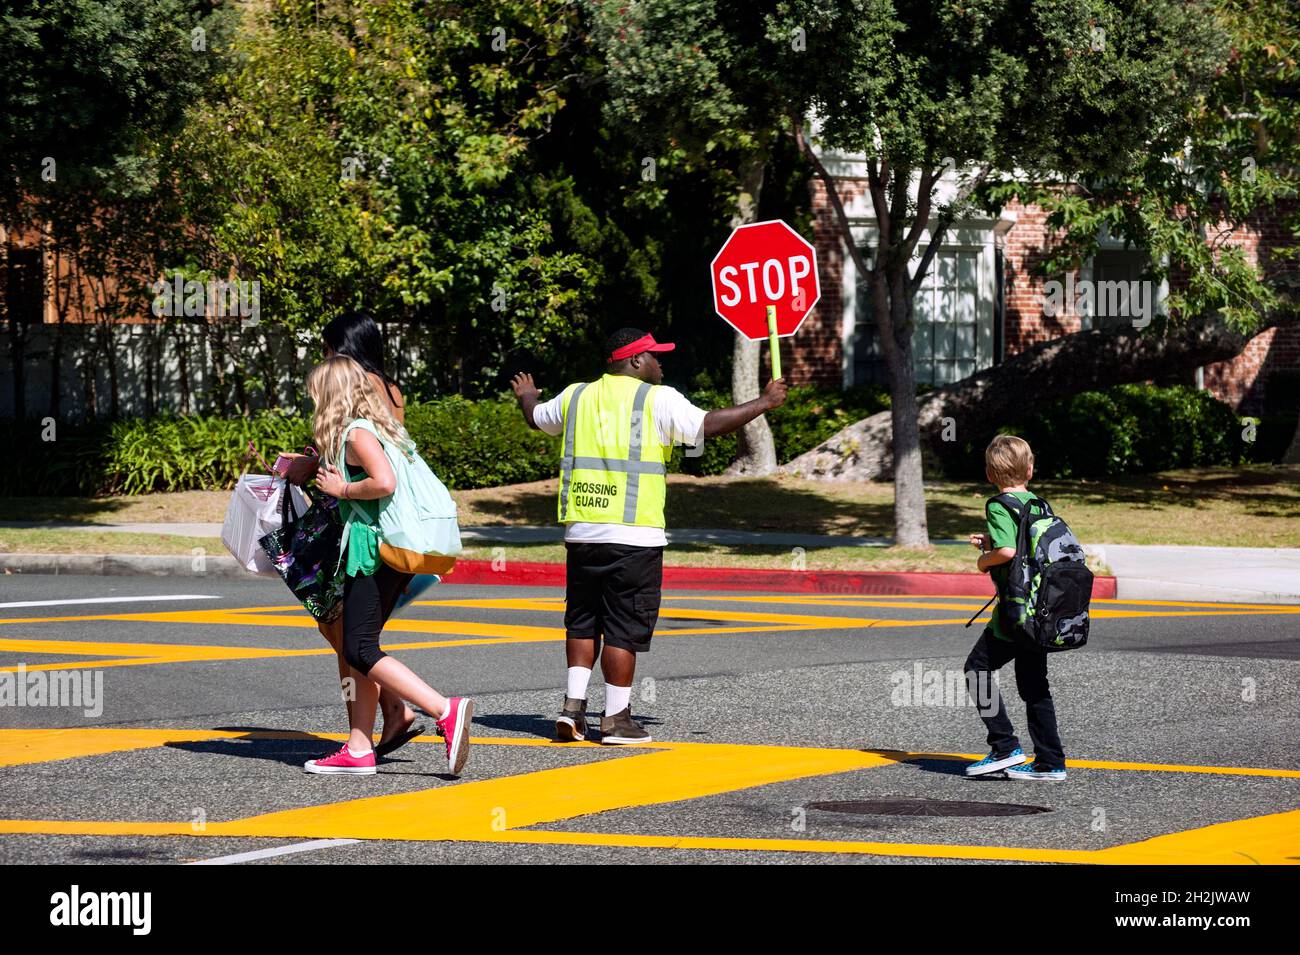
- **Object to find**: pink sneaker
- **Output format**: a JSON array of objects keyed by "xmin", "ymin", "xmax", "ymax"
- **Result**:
[
  {"xmin": 304, "ymin": 744, "xmax": 376, "ymax": 775},
  {"xmin": 436, "ymin": 697, "xmax": 474, "ymax": 775}
]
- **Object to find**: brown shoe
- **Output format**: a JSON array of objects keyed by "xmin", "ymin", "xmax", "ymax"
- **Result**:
[
  {"xmin": 556, "ymin": 696, "xmax": 588, "ymax": 741},
  {"xmin": 599, "ymin": 706, "xmax": 651, "ymax": 745}
]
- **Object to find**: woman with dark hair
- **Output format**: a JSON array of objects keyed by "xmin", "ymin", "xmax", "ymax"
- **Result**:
[
  {"xmin": 282, "ymin": 311, "xmax": 422, "ymax": 757},
  {"xmin": 321, "ymin": 311, "xmax": 404, "ymax": 414}
]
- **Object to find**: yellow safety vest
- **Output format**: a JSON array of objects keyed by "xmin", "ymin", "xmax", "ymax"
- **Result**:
[{"xmin": 557, "ymin": 374, "xmax": 669, "ymax": 527}]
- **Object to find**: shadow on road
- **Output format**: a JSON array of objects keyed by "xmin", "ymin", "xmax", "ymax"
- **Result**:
[
  {"xmin": 474, "ymin": 711, "xmax": 662, "ymax": 739},
  {"xmin": 863, "ymin": 748, "xmax": 1008, "ymax": 780},
  {"xmin": 165, "ymin": 726, "xmax": 341, "ymax": 768}
]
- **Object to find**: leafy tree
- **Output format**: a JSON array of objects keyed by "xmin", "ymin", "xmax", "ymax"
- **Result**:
[
  {"xmin": 788, "ymin": 0, "xmax": 1299, "ymax": 504},
  {"xmin": 165, "ymin": 0, "xmax": 605, "ymax": 401},
  {"xmin": 0, "ymin": 0, "xmax": 231, "ymax": 419},
  {"xmin": 778, "ymin": 0, "xmax": 1228, "ymax": 546},
  {"xmin": 587, "ymin": 0, "xmax": 812, "ymax": 474}
]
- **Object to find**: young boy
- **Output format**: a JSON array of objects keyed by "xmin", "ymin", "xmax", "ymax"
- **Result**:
[{"xmin": 963, "ymin": 435, "xmax": 1067, "ymax": 782}]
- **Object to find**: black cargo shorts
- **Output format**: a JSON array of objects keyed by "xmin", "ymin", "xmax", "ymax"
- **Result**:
[{"xmin": 564, "ymin": 542, "xmax": 664, "ymax": 653}]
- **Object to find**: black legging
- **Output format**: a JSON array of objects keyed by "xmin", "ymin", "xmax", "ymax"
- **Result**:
[{"xmin": 342, "ymin": 564, "xmax": 414, "ymax": 675}]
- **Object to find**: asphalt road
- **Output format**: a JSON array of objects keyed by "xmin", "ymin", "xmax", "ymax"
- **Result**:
[{"xmin": 0, "ymin": 574, "xmax": 1296, "ymax": 865}]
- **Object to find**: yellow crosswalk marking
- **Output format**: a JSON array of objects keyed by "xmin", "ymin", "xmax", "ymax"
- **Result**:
[{"xmin": 0, "ymin": 729, "xmax": 1295, "ymax": 863}]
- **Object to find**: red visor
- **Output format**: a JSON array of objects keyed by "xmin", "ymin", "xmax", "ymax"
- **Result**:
[{"xmin": 609, "ymin": 333, "xmax": 675, "ymax": 363}]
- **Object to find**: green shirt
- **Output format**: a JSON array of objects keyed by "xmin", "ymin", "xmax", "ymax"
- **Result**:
[
  {"xmin": 986, "ymin": 490, "xmax": 1034, "ymax": 641},
  {"xmin": 342, "ymin": 462, "xmax": 382, "ymax": 578}
]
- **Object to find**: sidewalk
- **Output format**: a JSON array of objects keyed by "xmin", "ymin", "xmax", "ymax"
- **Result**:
[
  {"xmin": 1092, "ymin": 544, "xmax": 1300, "ymax": 604},
  {"xmin": 3, "ymin": 522, "xmax": 1298, "ymax": 603}
]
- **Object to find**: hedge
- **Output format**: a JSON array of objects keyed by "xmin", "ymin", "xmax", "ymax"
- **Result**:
[
  {"xmin": 1, "ymin": 381, "xmax": 1287, "ymax": 497},
  {"xmin": 0, "ymin": 400, "xmax": 555, "ymax": 496},
  {"xmin": 936, "ymin": 383, "xmax": 1273, "ymax": 480}
]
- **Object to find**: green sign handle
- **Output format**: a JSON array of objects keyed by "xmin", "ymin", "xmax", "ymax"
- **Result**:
[{"xmin": 766, "ymin": 305, "xmax": 781, "ymax": 380}]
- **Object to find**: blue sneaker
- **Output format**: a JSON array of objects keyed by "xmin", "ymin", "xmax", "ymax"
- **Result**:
[
  {"xmin": 1007, "ymin": 762, "xmax": 1067, "ymax": 782},
  {"xmin": 965, "ymin": 747, "xmax": 1027, "ymax": 777}
]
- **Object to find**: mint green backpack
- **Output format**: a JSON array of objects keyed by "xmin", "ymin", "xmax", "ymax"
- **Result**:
[{"xmin": 337, "ymin": 419, "xmax": 461, "ymax": 575}]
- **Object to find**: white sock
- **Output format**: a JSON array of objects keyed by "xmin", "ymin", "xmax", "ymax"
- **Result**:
[
  {"xmin": 605, "ymin": 683, "xmax": 631, "ymax": 717},
  {"xmin": 566, "ymin": 666, "xmax": 593, "ymax": 701},
  {"xmin": 347, "ymin": 745, "xmax": 372, "ymax": 757}
]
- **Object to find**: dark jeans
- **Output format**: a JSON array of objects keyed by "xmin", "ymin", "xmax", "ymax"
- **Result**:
[
  {"xmin": 341, "ymin": 564, "xmax": 413, "ymax": 675},
  {"xmin": 963, "ymin": 628, "xmax": 1065, "ymax": 770}
]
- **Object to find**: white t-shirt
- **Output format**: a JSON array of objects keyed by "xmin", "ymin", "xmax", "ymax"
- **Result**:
[{"xmin": 532, "ymin": 381, "xmax": 708, "ymax": 547}]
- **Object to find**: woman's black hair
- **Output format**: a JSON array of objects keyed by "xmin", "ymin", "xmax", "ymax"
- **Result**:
[{"xmin": 321, "ymin": 311, "xmax": 400, "ymax": 407}]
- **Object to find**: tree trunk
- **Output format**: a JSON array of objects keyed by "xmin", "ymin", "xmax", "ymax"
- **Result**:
[
  {"xmin": 885, "ymin": 277, "xmax": 929, "ymax": 546},
  {"xmin": 44, "ymin": 229, "xmax": 64, "ymax": 421},
  {"xmin": 1283, "ymin": 412, "xmax": 1300, "ymax": 465},
  {"xmin": 176, "ymin": 321, "xmax": 191, "ymax": 414},
  {"xmin": 1, "ymin": 237, "xmax": 26, "ymax": 421},
  {"xmin": 104, "ymin": 323, "xmax": 119, "ymax": 419},
  {"xmin": 727, "ymin": 334, "xmax": 777, "ymax": 474},
  {"xmin": 785, "ymin": 319, "xmax": 1279, "ymax": 481},
  {"xmin": 726, "ymin": 157, "xmax": 777, "ymax": 475}
]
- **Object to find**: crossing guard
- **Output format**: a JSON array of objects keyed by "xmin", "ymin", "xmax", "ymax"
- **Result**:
[{"xmin": 512, "ymin": 327, "xmax": 787, "ymax": 742}]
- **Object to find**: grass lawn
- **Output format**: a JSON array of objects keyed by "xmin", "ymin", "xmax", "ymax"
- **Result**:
[
  {"xmin": 0, "ymin": 529, "xmax": 222, "ymax": 556},
  {"xmin": 3, "ymin": 464, "xmax": 1296, "ymax": 551}
]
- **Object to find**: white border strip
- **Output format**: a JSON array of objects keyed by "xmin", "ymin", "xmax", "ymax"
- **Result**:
[
  {"xmin": 187, "ymin": 838, "xmax": 361, "ymax": 866},
  {"xmin": 0, "ymin": 595, "xmax": 219, "ymax": 609}
]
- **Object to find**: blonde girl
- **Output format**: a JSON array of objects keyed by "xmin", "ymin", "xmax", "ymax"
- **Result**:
[
  {"xmin": 283, "ymin": 313, "xmax": 421, "ymax": 757},
  {"xmin": 301, "ymin": 355, "xmax": 473, "ymax": 776}
]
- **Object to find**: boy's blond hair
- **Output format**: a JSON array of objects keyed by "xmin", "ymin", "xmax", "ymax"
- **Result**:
[{"xmin": 985, "ymin": 435, "xmax": 1034, "ymax": 487}]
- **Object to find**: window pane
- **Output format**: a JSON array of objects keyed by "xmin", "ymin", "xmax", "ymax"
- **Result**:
[
  {"xmin": 937, "ymin": 251, "xmax": 957, "ymax": 287},
  {"xmin": 957, "ymin": 251, "xmax": 978, "ymax": 290},
  {"xmin": 955, "ymin": 287, "xmax": 977, "ymax": 325},
  {"xmin": 954, "ymin": 323, "xmax": 976, "ymax": 360},
  {"xmin": 913, "ymin": 285, "xmax": 934, "ymax": 324},
  {"xmin": 977, "ymin": 302, "xmax": 994, "ymax": 365},
  {"xmin": 913, "ymin": 315, "xmax": 933, "ymax": 361},
  {"xmin": 934, "ymin": 321, "xmax": 956, "ymax": 359},
  {"xmin": 939, "ymin": 288, "xmax": 958, "ymax": 325}
]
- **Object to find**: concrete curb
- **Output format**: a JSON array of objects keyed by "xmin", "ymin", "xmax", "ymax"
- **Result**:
[
  {"xmin": 0, "ymin": 552, "xmax": 1118, "ymax": 598},
  {"xmin": 0, "ymin": 553, "xmax": 248, "ymax": 578}
]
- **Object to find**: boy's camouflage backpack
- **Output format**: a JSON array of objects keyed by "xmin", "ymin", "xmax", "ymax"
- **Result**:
[{"xmin": 991, "ymin": 494, "xmax": 1093, "ymax": 651}]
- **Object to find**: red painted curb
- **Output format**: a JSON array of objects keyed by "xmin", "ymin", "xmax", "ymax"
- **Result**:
[{"xmin": 445, "ymin": 559, "xmax": 1118, "ymax": 598}]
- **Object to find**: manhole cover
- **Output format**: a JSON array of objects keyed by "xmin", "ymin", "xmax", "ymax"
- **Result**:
[{"xmin": 806, "ymin": 798, "xmax": 1050, "ymax": 817}]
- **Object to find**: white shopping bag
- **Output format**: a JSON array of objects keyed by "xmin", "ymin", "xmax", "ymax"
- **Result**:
[{"xmin": 221, "ymin": 474, "xmax": 308, "ymax": 577}]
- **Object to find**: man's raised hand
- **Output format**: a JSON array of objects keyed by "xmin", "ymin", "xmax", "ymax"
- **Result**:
[
  {"xmin": 511, "ymin": 372, "xmax": 539, "ymax": 402},
  {"xmin": 762, "ymin": 377, "xmax": 788, "ymax": 410}
]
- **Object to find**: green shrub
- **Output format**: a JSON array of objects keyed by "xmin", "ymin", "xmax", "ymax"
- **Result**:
[
  {"xmin": 1000, "ymin": 384, "xmax": 1245, "ymax": 479},
  {"xmin": 404, "ymin": 396, "xmax": 558, "ymax": 489},
  {"xmin": 4, "ymin": 379, "xmax": 1269, "ymax": 498},
  {"xmin": 0, "ymin": 417, "xmax": 112, "ymax": 496},
  {"xmin": 102, "ymin": 412, "xmax": 314, "ymax": 495}
]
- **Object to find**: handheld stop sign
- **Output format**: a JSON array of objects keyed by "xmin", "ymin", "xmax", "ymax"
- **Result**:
[{"xmin": 709, "ymin": 219, "xmax": 820, "ymax": 379}]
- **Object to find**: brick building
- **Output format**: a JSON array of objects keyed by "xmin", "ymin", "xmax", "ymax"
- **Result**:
[{"xmin": 785, "ymin": 152, "xmax": 1299, "ymax": 416}]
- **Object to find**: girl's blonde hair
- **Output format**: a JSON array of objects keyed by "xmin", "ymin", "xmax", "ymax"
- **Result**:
[{"xmin": 307, "ymin": 355, "xmax": 413, "ymax": 467}]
